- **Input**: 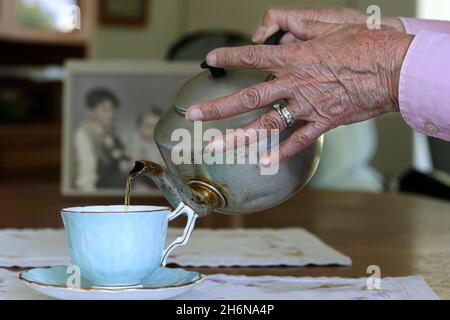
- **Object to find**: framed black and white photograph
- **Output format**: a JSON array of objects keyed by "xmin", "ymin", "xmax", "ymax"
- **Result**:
[{"xmin": 62, "ymin": 61, "xmax": 199, "ymax": 196}]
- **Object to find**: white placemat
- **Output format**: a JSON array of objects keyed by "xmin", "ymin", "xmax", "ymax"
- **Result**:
[
  {"xmin": 0, "ymin": 269, "xmax": 438, "ymax": 300},
  {"xmin": 0, "ymin": 228, "xmax": 351, "ymax": 268}
]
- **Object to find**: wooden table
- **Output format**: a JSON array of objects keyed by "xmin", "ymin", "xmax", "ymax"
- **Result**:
[{"xmin": 2, "ymin": 181, "xmax": 450, "ymax": 299}]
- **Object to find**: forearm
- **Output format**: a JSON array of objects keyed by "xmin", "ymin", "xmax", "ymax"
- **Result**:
[
  {"xmin": 399, "ymin": 17, "xmax": 450, "ymax": 35},
  {"xmin": 399, "ymin": 31, "xmax": 450, "ymax": 142}
]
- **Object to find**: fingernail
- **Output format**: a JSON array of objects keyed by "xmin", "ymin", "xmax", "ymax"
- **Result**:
[
  {"xmin": 252, "ymin": 26, "xmax": 266, "ymax": 42},
  {"xmin": 260, "ymin": 155, "xmax": 272, "ymax": 168},
  {"xmin": 186, "ymin": 107, "xmax": 203, "ymax": 121},
  {"xmin": 206, "ymin": 52, "xmax": 217, "ymax": 66},
  {"xmin": 206, "ymin": 138, "xmax": 225, "ymax": 153}
]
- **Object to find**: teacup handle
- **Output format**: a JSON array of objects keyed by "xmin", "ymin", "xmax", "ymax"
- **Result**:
[{"xmin": 161, "ymin": 202, "xmax": 198, "ymax": 266}]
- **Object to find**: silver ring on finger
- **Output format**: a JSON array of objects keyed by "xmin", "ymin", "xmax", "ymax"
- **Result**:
[{"xmin": 273, "ymin": 103, "xmax": 295, "ymax": 129}]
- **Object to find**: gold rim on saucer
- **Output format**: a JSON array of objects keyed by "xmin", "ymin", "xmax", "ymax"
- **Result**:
[{"xmin": 18, "ymin": 271, "xmax": 205, "ymax": 292}]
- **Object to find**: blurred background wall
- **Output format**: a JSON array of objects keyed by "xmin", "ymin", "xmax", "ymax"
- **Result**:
[{"xmin": 93, "ymin": 0, "xmax": 181, "ymax": 59}]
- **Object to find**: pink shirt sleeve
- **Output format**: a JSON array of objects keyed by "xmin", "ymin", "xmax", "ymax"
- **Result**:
[
  {"xmin": 398, "ymin": 18, "xmax": 450, "ymax": 141},
  {"xmin": 400, "ymin": 17, "xmax": 450, "ymax": 35}
]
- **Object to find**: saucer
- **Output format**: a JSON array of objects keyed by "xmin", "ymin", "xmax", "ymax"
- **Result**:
[{"xmin": 18, "ymin": 266, "xmax": 204, "ymax": 300}]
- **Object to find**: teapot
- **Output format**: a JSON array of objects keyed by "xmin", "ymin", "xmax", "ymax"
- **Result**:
[{"xmin": 130, "ymin": 32, "xmax": 323, "ymax": 217}]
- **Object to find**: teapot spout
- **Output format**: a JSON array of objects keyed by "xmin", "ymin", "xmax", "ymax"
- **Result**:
[{"xmin": 130, "ymin": 161, "xmax": 222, "ymax": 217}]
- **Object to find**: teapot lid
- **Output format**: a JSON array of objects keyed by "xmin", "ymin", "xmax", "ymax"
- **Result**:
[
  {"xmin": 174, "ymin": 62, "xmax": 271, "ymax": 115},
  {"xmin": 174, "ymin": 31, "xmax": 286, "ymax": 115}
]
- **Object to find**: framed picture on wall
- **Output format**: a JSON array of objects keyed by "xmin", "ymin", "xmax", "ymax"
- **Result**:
[
  {"xmin": 99, "ymin": 0, "xmax": 149, "ymax": 27},
  {"xmin": 62, "ymin": 60, "xmax": 199, "ymax": 196}
]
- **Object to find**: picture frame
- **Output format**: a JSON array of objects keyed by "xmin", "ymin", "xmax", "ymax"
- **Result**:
[
  {"xmin": 99, "ymin": 0, "xmax": 149, "ymax": 27},
  {"xmin": 62, "ymin": 60, "xmax": 200, "ymax": 196}
]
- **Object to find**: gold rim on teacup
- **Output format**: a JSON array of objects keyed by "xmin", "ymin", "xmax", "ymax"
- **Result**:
[{"xmin": 61, "ymin": 205, "xmax": 170, "ymax": 214}]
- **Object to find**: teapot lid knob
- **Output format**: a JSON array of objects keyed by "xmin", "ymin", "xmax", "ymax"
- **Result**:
[
  {"xmin": 199, "ymin": 31, "xmax": 285, "ymax": 79},
  {"xmin": 201, "ymin": 60, "xmax": 226, "ymax": 78},
  {"xmin": 264, "ymin": 30, "xmax": 286, "ymax": 45}
]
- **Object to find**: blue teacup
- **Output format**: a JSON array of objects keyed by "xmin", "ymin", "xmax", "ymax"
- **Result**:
[{"xmin": 61, "ymin": 203, "xmax": 197, "ymax": 288}]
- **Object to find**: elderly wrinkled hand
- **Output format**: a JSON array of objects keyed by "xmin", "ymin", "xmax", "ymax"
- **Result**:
[{"xmin": 186, "ymin": 18, "xmax": 413, "ymax": 164}]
